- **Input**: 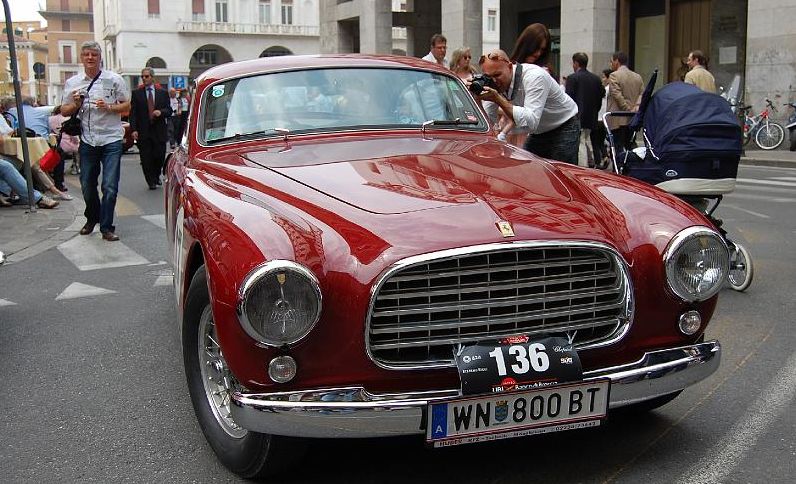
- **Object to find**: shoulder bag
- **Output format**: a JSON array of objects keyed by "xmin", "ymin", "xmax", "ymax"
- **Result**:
[{"xmin": 61, "ymin": 71, "xmax": 102, "ymax": 136}]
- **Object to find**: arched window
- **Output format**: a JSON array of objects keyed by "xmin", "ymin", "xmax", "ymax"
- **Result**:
[
  {"xmin": 259, "ymin": 46, "xmax": 293, "ymax": 57},
  {"xmin": 146, "ymin": 57, "xmax": 167, "ymax": 69}
]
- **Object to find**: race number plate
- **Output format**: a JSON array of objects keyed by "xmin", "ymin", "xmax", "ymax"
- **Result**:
[
  {"xmin": 456, "ymin": 336, "xmax": 583, "ymax": 395},
  {"xmin": 426, "ymin": 379, "xmax": 609, "ymax": 447}
]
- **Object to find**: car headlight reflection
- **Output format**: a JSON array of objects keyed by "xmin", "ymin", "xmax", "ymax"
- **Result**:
[
  {"xmin": 664, "ymin": 227, "xmax": 728, "ymax": 302},
  {"xmin": 237, "ymin": 261, "xmax": 322, "ymax": 346}
]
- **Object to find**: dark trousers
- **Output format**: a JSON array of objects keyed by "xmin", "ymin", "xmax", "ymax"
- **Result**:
[
  {"xmin": 590, "ymin": 124, "xmax": 607, "ymax": 162},
  {"xmin": 79, "ymin": 140, "xmax": 123, "ymax": 234},
  {"xmin": 524, "ymin": 116, "xmax": 581, "ymax": 165},
  {"xmin": 138, "ymin": 135, "xmax": 166, "ymax": 186},
  {"xmin": 611, "ymin": 126, "xmax": 632, "ymax": 151}
]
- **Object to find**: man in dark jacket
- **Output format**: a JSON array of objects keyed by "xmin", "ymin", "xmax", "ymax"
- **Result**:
[
  {"xmin": 130, "ymin": 67, "xmax": 172, "ymax": 189},
  {"xmin": 565, "ymin": 52, "xmax": 605, "ymax": 167}
]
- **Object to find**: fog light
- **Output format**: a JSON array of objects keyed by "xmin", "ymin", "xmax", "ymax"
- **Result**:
[
  {"xmin": 268, "ymin": 356, "xmax": 297, "ymax": 383},
  {"xmin": 679, "ymin": 310, "xmax": 702, "ymax": 335}
]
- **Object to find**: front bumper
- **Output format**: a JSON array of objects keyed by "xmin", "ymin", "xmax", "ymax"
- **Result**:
[{"xmin": 230, "ymin": 341, "xmax": 720, "ymax": 438}]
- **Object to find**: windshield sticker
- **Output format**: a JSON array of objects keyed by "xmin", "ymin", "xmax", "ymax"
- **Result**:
[
  {"xmin": 448, "ymin": 79, "xmax": 461, "ymax": 91},
  {"xmin": 211, "ymin": 85, "xmax": 225, "ymax": 98},
  {"xmin": 464, "ymin": 111, "xmax": 478, "ymax": 122}
]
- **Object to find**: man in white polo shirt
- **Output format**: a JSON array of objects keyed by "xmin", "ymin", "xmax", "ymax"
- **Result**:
[{"xmin": 60, "ymin": 41, "xmax": 130, "ymax": 242}]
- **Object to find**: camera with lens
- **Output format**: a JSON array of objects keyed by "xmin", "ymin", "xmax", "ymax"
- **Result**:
[{"xmin": 469, "ymin": 74, "xmax": 497, "ymax": 95}]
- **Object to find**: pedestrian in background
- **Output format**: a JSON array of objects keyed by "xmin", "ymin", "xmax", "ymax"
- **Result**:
[
  {"xmin": 606, "ymin": 51, "xmax": 643, "ymax": 150},
  {"xmin": 421, "ymin": 33, "xmax": 448, "ymax": 67},
  {"xmin": 510, "ymin": 23, "xmax": 557, "ymax": 81},
  {"xmin": 449, "ymin": 47, "xmax": 476, "ymax": 80},
  {"xmin": 565, "ymin": 52, "xmax": 605, "ymax": 168},
  {"xmin": 684, "ymin": 50, "xmax": 716, "ymax": 93},
  {"xmin": 167, "ymin": 88, "xmax": 181, "ymax": 149},
  {"xmin": 129, "ymin": 67, "xmax": 171, "ymax": 190},
  {"xmin": 60, "ymin": 40, "xmax": 130, "ymax": 242}
]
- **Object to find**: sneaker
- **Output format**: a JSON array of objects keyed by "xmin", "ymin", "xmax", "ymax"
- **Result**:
[{"xmin": 36, "ymin": 196, "xmax": 59, "ymax": 209}]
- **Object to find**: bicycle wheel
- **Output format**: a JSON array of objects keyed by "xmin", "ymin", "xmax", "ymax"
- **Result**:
[
  {"xmin": 727, "ymin": 242, "xmax": 753, "ymax": 291},
  {"xmin": 754, "ymin": 122, "xmax": 785, "ymax": 150}
]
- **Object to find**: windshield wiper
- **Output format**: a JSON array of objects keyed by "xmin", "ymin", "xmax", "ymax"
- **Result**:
[
  {"xmin": 421, "ymin": 118, "xmax": 479, "ymax": 135},
  {"xmin": 206, "ymin": 128, "xmax": 290, "ymax": 144}
]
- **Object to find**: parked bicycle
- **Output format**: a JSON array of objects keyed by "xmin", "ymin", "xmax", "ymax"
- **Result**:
[{"xmin": 740, "ymin": 98, "xmax": 785, "ymax": 150}]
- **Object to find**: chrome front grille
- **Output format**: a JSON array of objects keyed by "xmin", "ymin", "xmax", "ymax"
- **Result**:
[{"xmin": 367, "ymin": 243, "xmax": 631, "ymax": 369}]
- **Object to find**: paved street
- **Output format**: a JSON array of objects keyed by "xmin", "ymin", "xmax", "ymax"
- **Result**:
[{"xmin": 1, "ymin": 154, "xmax": 794, "ymax": 482}]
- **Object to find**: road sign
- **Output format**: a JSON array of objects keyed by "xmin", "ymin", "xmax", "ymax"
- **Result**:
[{"xmin": 171, "ymin": 76, "xmax": 187, "ymax": 90}]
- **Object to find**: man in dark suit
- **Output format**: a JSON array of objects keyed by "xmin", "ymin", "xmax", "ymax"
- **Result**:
[
  {"xmin": 565, "ymin": 52, "xmax": 605, "ymax": 168},
  {"xmin": 130, "ymin": 67, "xmax": 172, "ymax": 189}
]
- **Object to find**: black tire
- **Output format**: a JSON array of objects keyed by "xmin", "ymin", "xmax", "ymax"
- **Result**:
[
  {"xmin": 613, "ymin": 390, "xmax": 682, "ymax": 414},
  {"xmin": 789, "ymin": 129, "xmax": 796, "ymax": 151},
  {"xmin": 183, "ymin": 265, "xmax": 305, "ymax": 479}
]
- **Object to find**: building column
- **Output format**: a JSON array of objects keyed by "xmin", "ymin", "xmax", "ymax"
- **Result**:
[
  {"xmin": 358, "ymin": 0, "xmax": 393, "ymax": 54},
  {"xmin": 559, "ymin": 0, "xmax": 616, "ymax": 77},
  {"xmin": 441, "ymin": 0, "xmax": 483, "ymax": 63},
  {"xmin": 745, "ymin": 0, "xmax": 795, "ymax": 120}
]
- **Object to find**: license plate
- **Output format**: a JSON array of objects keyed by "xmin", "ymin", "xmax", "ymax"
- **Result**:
[{"xmin": 426, "ymin": 379, "xmax": 609, "ymax": 447}]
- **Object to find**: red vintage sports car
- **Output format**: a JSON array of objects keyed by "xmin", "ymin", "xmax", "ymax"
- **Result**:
[{"xmin": 165, "ymin": 55, "xmax": 726, "ymax": 478}]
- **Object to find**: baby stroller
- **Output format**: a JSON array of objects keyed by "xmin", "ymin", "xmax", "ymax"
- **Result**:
[{"xmin": 603, "ymin": 70, "xmax": 753, "ymax": 291}]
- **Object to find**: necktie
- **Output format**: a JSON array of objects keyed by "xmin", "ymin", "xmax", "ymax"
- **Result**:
[{"xmin": 147, "ymin": 88, "xmax": 155, "ymax": 120}]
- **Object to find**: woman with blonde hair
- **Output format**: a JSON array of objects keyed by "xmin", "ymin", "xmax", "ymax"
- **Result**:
[{"xmin": 449, "ymin": 47, "xmax": 477, "ymax": 80}]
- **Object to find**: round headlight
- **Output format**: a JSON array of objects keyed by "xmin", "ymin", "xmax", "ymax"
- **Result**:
[
  {"xmin": 237, "ymin": 261, "xmax": 322, "ymax": 346},
  {"xmin": 664, "ymin": 227, "xmax": 728, "ymax": 302}
]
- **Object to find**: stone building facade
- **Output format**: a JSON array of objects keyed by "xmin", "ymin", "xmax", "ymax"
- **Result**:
[
  {"xmin": 93, "ymin": 0, "xmax": 320, "ymax": 92},
  {"xmin": 320, "ymin": 0, "xmax": 796, "ymax": 122}
]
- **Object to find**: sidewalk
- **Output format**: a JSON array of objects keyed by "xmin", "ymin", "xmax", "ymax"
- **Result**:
[
  {"xmin": 0, "ymin": 178, "xmax": 84, "ymax": 264},
  {"xmin": 741, "ymin": 147, "xmax": 796, "ymax": 167}
]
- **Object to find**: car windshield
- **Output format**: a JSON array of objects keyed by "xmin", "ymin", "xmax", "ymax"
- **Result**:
[{"xmin": 200, "ymin": 67, "xmax": 487, "ymax": 143}]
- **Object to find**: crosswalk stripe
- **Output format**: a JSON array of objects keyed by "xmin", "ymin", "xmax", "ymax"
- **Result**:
[
  {"xmin": 56, "ymin": 282, "xmax": 117, "ymax": 300},
  {"xmin": 726, "ymin": 193, "xmax": 796, "ymax": 203},
  {"xmin": 58, "ymin": 233, "xmax": 149, "ymax": 271},
  {"xmin": 141, "ymin": 214, "xmax": 166, "ymax": 229},
  {"xmin": 736, "ymin": 178, "xmax": 796, "ymax": 188}
]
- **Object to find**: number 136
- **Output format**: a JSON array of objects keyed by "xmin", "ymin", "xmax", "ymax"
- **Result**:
[{"xmin": 488, "ymin": 343, "xmax": 550, "ymax": 376}]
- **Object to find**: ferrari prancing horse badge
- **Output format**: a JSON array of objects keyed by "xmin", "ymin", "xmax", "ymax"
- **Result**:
[{"xmin": 496, "ymin": 220, "xmax": 515, "ymax": 238}]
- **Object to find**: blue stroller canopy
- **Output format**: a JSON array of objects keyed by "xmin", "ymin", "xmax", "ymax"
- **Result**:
[{"xmin": 643, "ymin": 82, "xmax": 742, "ymax": 159}]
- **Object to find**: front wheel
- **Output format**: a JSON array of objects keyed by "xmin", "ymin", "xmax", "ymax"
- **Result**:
[
  {"xmin": 727, "ymin": 243, "xmax": 754, "ymax": 291},
  {"xmin": 789, "ymin": 129, "xmax": 796, "ymax": 151},
  {"xmin": 183, "ymin": 265, "xmax": 305, "ymax": 479},
  {"xmin": 754, "ymin": 122, "xmax": 785, "ymax": 150}
]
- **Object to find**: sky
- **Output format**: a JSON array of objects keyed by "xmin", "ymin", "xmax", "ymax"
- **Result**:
[{"xmin": 0, "ymin": 0, "xmax": 47, "ymax": 25}]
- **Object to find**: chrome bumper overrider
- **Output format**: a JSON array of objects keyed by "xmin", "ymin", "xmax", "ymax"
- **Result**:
[{"xmin": 230, "ymin": 341, "xmax": 720, "ymax": 438}]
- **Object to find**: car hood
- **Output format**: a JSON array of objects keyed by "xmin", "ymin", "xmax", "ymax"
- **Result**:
[{"xmin": 243, "ymin": 135, "xmax": 573, "ymax": 216}]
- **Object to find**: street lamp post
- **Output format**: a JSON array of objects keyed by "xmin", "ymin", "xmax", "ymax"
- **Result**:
[{"xmin": 2, "ymin": 0, "xmax": 35, "ymax": 211}]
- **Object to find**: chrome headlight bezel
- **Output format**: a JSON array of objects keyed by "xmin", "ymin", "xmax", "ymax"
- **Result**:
[
  {"xmin": 237, "ymin": 260, "xmax": 322, "ymax": 347},
  {"xmin": 663, "ymin": 226, "xmax": 729, "ymax": 302}
]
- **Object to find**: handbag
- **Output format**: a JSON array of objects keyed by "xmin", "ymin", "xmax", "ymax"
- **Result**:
[
  {"xmin": 60, "ymin": 70, "xmax": 103, "ymax": 137},
  {"xmin": 39, "ymin": 132, "xmax": 63, "ymax": 172}
]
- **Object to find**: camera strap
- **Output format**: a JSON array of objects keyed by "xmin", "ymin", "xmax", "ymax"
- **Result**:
[{"xmin": 508, "ymin": 63, "xmax": 523, "ymax": 101}]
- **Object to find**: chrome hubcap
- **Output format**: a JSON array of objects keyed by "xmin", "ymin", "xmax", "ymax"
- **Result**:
[{"xmin": 198, "ymin": 306, "xmax": 247, "ymax": 438}]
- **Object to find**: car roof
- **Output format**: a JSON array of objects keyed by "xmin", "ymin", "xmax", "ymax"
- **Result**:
[{"xmin": 196, "ymin": 54, "xmax": 451, "ymax": 85}]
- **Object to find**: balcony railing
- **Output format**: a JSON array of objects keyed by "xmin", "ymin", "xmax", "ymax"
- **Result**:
[
  {"xmin": 176, "ymin": 21, "xmax": 319, "ymax": 36},
  {"xmin": 39, "ymin": 6, "xmax": 93, "ymax": 16}
]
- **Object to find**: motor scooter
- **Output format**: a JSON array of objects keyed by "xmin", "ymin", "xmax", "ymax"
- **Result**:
[{"xmin": 786, "ymin": 102, "xmax": 796, "ymax": 151}]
